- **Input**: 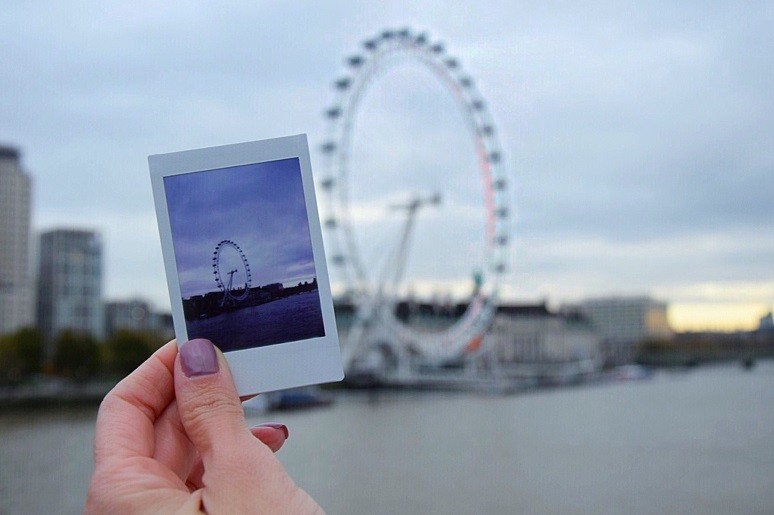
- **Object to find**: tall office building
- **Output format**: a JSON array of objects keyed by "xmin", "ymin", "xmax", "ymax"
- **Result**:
[
  {"xmin": 0, "ymin": 145, "xmax": 34, "ymax": 335},
  {"xmin": 37, "ymin": 229, "xmax": 104, "ymax": 350}
]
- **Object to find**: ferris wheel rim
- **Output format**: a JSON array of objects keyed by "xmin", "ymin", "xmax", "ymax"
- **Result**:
[
  {"xmin": 319, "ymin": 28, "xmax": 511, "ymax": 359},
  {"xmin": 212, "ymin": 239, "xmax": 252, "ymax": 302}
]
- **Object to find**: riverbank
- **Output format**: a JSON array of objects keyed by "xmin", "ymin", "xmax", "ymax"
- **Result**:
[
  {"xmin": 0, "ymin": 377, "xmax": 116, "ymax": 408},
  {"xmin": 3, "ymin": 357, "xmax": 770, "ymax": 409}
]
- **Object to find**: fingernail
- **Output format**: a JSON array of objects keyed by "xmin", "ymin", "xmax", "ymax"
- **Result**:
[
  {"xmin": 180, "ymin": 338, "xmax": 219, "ymax": 377},
  {"xmin": 265, "ymin": 423, "xmax": 289, "ymax": 439}
]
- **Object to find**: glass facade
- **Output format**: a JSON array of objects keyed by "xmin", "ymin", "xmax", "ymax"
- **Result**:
[{"xmin": 37, "ymin": 229, "xmax": 103, "ymax": 352}]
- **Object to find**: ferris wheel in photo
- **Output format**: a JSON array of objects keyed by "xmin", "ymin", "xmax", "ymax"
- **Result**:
[
  {"xmin": 318, "ymin": 28, "xmax": 512, "ymax": 367},
  {"xmin": 212, "ymin": 240, "xmax": 252, "ymax": 307}
]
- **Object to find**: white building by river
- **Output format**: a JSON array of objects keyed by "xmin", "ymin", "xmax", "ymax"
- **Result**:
[
  {"xmin": 489, "ymin": 304, "xmax": 602, "ymax": 382},
  {"xmin": 492, "ymin": 304, "xmax": 600, "ymax": 363},
  {"xmin": 334, "ymin": 301, "xmax": 602, "ymax": 385}
]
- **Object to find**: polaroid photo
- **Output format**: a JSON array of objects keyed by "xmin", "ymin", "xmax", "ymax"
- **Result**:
[{"xmin": 149, "ymin": 134, "xmax": 343, "ymax": 395}]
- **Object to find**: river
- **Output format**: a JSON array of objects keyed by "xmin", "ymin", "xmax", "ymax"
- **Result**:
[
  {"xmin": 186, "ymin": 290, "xmax": 326, "ymax": 352},
  {"xmin": 1, "ymin": 362, "xmax": 772, "ymax": 514}
]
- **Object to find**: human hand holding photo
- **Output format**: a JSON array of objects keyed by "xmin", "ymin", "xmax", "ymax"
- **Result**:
[{"xmin": 86, "ymin": 339, "xmax": 323, "ymax": 514}]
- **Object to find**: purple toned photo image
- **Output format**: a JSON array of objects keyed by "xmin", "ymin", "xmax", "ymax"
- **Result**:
[{"xmin": 163, "ymin": 157, "xmax": 325, "ymax": 352}]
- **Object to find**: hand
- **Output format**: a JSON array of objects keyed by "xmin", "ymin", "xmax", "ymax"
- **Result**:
[{"xmin": 86, "ymin": 339, "xmax": 323, "ymax": 514}]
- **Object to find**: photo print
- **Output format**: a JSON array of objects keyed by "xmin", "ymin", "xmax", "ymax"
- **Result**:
[
  {"xmin": 150, "ymin": 135, "xmax": 342, "ymax": 395},
  {"xmin": 163, "ymin": 157, "xmax": 325, "ymax": 353}
]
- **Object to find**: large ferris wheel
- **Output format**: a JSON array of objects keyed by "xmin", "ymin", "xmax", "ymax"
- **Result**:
[
  {"xmin": 212, "ymin": 240, "xmax": 252, "ymax": 307},
  {"xmin": 318, "ymin": 28, "xmax": 512, "ymax": 369}
]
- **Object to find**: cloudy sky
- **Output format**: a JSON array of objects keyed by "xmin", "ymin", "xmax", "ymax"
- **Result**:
[
  {"xmin": 164, "ymin": 158, "xmax": 316, "ymax": 298},
  {"xmin": 1, "ymin": 1, "xmax": 772, "ymax": 331}
]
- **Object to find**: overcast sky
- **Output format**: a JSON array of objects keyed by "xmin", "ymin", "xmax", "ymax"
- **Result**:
[{"xmin": 1, "ymin": 1, "xmax": 772, "ymax": 330}]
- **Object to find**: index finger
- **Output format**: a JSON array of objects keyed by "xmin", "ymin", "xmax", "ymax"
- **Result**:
[{"xmin": 93, "ymin": 340, "xmax": 178, "ymax": 462}]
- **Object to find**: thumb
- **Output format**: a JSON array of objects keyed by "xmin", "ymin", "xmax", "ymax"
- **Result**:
[{"xmin": 174, "ymin": 338, "xmax": 251, "ymax": 463}]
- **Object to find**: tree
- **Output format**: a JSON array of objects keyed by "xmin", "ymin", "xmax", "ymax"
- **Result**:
[
  {"xmin": 53, "ymin": 330, "xmax": 100, "ymax": 381},
  {"xmin": 0, "ymin": 327, "xmax": 43, "ymax": 385},
  {"xmin": 13, "ymin": 327, "xmax": 44, "ymax": 375},
  {"xmin": 0, "ymin": 335, "xmax": 22, "ymax": 385},
  {"xmin": 107, "ymin": 330, "xmax": 155, "ymax": 377}
]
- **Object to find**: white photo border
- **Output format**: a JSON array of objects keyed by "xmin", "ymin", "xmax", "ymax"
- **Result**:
[{"xmin": 149, "ymin": 134, "xmax": 343, "ymax": 395}]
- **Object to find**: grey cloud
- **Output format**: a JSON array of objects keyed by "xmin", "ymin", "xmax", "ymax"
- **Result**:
[{"xmin": 1, "ymin": 1, "xmax": 771, "ymax": 308}]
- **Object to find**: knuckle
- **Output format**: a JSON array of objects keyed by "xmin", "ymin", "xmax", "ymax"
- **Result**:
[{"xmin": 180, "ymin": 386, "xmax": 243, "ymax": 433}]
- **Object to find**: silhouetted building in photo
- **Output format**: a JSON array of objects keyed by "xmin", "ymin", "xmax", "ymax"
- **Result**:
[
  {"xmin": 264, "ymin": 282, "xmax": 284, "ymax": 295},
  {"xmin": 0, "ymin": 145, "xmax": 34, "ymax": 335},
  {"xmin": 569, "ymin": 296, "xmax": 674, "ymax": 366},
  {"xmin": 182, "ymin": 279, "xmax": 317, "ymax": 321},
  {"xmin": 105, "ymin": 298, "xmax": 174, "ymax": 340},
  {"xmin": 37, "ymin": 229, "xmax": 104, "ymax": 354}
]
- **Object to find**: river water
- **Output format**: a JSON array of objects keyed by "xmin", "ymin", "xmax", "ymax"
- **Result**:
[
  {"xmin": 187, "ymin": 290, "xmax": 326, "ymax": 352},
  {"xmin": 1, "ymin": 362, "xmax": 772, "ymax": 514}
]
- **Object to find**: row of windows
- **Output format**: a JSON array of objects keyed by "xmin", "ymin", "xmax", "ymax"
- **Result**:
[{"xmin": 59, "ymin": 283, "xmax": 99, "ymax": 296}]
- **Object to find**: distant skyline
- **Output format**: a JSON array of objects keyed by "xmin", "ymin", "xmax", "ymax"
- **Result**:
[
  {"xmin": 164, "ymin": 159, "xmax": 316, "ymax": 299},
  {"xmin": 1, "ymin": 2, "xmax": 772, "ymax": 331}
]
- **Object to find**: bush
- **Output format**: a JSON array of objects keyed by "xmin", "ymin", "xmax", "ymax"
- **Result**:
[{"xmin": 53, "ymin": 330, "xmax": 100, "ymax": 381}]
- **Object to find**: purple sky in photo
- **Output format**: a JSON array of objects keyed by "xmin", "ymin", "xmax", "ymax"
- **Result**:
[{"xmin": 164, "ymin": 158, "xmax": 316, "ymax": 298}]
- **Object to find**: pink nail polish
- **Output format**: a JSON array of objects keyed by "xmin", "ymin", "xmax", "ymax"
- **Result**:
[{"xmin": 265, "ymin": 423, "xmax": 289, "ymax": 439}]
